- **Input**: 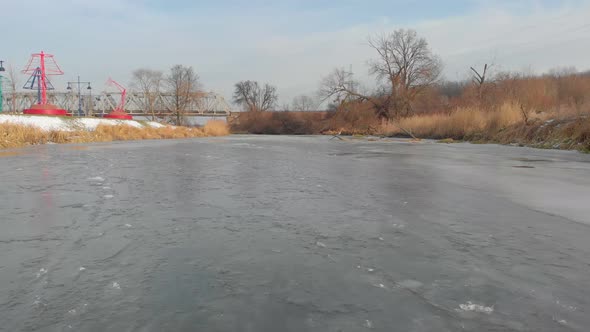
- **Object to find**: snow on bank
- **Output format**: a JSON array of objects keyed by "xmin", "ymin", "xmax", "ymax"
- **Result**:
[{"xmin": 0, "ymin": 114, "xmax": 166, "ymax": 132}]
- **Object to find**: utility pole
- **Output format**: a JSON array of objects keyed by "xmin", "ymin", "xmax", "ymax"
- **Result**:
[{"xmin": 67, "ymin": 76, "xmax": 91, "ymax": 116}]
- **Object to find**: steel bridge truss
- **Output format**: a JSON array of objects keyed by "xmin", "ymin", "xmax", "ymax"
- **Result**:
[{"xmin": 1, "ymin": 91, "xmax": 232, "ymax": 117}]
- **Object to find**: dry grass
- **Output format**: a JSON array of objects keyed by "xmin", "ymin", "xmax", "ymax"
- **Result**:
[
  {"xmin": 1, "ymin": 123, "xmax": 52, "ymax": 148},
  {"xmin": 0, "ymin": 121, "xmax": 229, "ymax": 149},
  {"xmin": 495, "ymin": 116, "xmax": 590, "ymax": 151},
  {"xmin": 203, "ymin": 120, "xmax": 230, "ymax": 136},
  {"xmin": 375, "ymin": 102, "xmax": 589, "ymax": 152},
  {"xmin": 379, "ymin": 102, "xmax": 528, "ymax": 139}
]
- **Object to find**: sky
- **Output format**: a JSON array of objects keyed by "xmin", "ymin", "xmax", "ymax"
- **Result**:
[{"xmin": 1, "ymin": 0, "xmax": 590, "ymax": 107}]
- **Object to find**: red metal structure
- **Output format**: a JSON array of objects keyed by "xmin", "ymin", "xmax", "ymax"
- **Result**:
[
  {"xmin": 22, "ymin": 51, "xmax": 68, "ymax": 116},
  {"xmin": 104, "ymin": 78, "xmax": 132, "ymax": 120}
]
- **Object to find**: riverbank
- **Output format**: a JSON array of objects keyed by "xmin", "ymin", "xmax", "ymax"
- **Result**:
[
  {"xmin": 0, "ymin": 115, "xmax": 229, "ymax": 149},
  {"xmin": 378, "ymin": 104, "xmax": 590, "ymax": 152},
  {"xmin": 230, "ymin": 105, "xmax": 590, "ymax": 153}
]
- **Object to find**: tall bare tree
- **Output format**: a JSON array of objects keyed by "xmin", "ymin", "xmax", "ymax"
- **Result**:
[
  {"xmin": 291, "ymin": 95, "xmax": 318, "ymax": 112},
  {"xmin": 233, "ymin": 80, "xmax": 277, "ymax": 112},
  {"xmin": 165, "ymin": 65, "xmax": 200, "ymax": 125},
  {"xmin": 320, "ymin": 29, "xmax": 442, "ymax": 118},
  {"xmin": 131, "ymin": 69, "xmax": 163, "ymax": 121}
]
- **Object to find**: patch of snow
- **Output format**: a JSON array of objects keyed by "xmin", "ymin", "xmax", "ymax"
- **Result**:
[
  {"xmin": 0, "ymin": 114, "xmax": 66, "ymax": 131},
  {"xmin": 0, "ymin": 114, "xmax": 150, "ymax": 132},
  {"xmin": 556, "ymin": 300, "xmax": 577, "ymax": 311},
  {"xmin": 458, "ymin": 301, "xmax": 494, "ymax": 314},
  {"xmin": 77, "ymin": 117, "xmax": 143, "ymax": 130},
  {"xmin": 397, "ymin": 279, "xmax": 423, "ymax": 290},
  {"xmin": 36, "ymin": 268, "xmax": 47, "ymax": 278},
  {"xmin": 33, "ymin": 295, "xmax": 46, "ymax": 307},
  {"xmin": 146, "ymin": 121, "xmax": 165, "ymax": 128},
  {"xmin": 87, "ymin": 176, "xmax": 105, "ymax": 182}
]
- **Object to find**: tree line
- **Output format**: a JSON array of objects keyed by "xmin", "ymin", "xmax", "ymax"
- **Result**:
[
  {"xmin": 131, "ymin": 65, "xmax": 199, "ymax": 125},
  {"xmin": 133, "ymin": 27, "xmax": 589, "ymax": 127},
  {"xmin": 235, "ymin": 28, "xmax": 590, "ymax": 116},
  {"xmin": 231, "ymin": 29, "xmax": 444, "ymax": 117},
  {"xmin": 130, "ymin": 28, "xmax": 443, "ymax": 123}
]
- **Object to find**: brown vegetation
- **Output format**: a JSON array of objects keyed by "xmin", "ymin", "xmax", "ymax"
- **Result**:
[
  {"xmin": 231, "ymin": 71, "xmax": 590, "ymax": 152},
  {"xmin": 230, "ymin": 111, "xmax": 327, "ymax": 135},
  {"xmin": 229, "ymin": 28, "xmax": 589, "ymax": 152},
  {"xmin": 0, "ymin": 120, "xmax": 229, "ymax": 149},
  {"xmin": 202, "ymin": 120, "xmax": 230, "ymax": 136}
]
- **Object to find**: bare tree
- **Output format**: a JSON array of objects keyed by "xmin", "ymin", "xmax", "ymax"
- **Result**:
[
  {"xmin": 291, "ymin": 95, "xmax": 318, "ymax": 112},
  {"xmin": 320, "ymin": 29, "xmax": 442, "ymax": 119},
  {"xmin": 367, "ymin": 29, "xmax": 442, "ymax": 115},
  {"xmin": 7, "ymin": 66, "xmax": 19, "ymax": 114},
  {"xmin": 320, "ymin": 68, "xmax": 393, "ymax": 118},
  {"xmin": 131, "ymin": 69, "xmax": 163, "ymax": 121},
  {"xmin": 233, "ymin": 80, "xmax": 278, "ymax": 112},
  {"xmin": 165, "ymin": 65, "xmax": 200, "ymax": 125},
  {"xmin": 470, "ymin": 63, "xmax": 494, "ymax": 101},
  {"xmin": 547, "ymin": 66, "xmax": 578, "ymax": 78},
  {"xmin": 280, "ymin": 103, "xmax": 291, "ymax": 112}
]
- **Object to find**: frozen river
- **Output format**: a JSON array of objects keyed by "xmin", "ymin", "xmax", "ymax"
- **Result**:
[{"xmin": 1, "ymin": 136, "xmax": 589, "ymax": 331}]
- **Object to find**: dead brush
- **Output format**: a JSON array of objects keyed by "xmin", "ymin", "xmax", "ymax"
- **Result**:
[
  {"xmin": 0, "ymin": 122, "xmax": 228, "ymax": 149},
  {"xmin": 203, "ymin": 120, "xmax": 230, "ymax": 136},
  {"xmin": 0, "ymin": 123, "xmax": 48, "ymax": 148}
]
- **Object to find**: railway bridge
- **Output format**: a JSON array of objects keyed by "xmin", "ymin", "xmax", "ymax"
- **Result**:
[{"xmin": 0, "ymin": 91, "xmax": 233, "ymax": 118}]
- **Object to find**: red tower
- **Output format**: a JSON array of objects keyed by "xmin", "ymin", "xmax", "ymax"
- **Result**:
[
  {"xmin": 22, "ymin": 51, "xmax": 68, "ymax": 116},
  {"xmin": 104, "ymin": 78, "xmax": 132, "ymax": 120}
]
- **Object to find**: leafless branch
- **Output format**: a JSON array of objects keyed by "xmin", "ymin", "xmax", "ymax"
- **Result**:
[
  {"xmin": 233, "ymin": 80, "xmax": 278, "ymax": 112},
  {"xmin": 131, "ymin": 69, "xmax": 163, "ymax": 121},
  {"xmin": 165, "ymin": 65, "xmax": 200, "ymax": 125},
  {"xmin": 291, "ymin": 95, "xmax": 318, "ymax": 112}
]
